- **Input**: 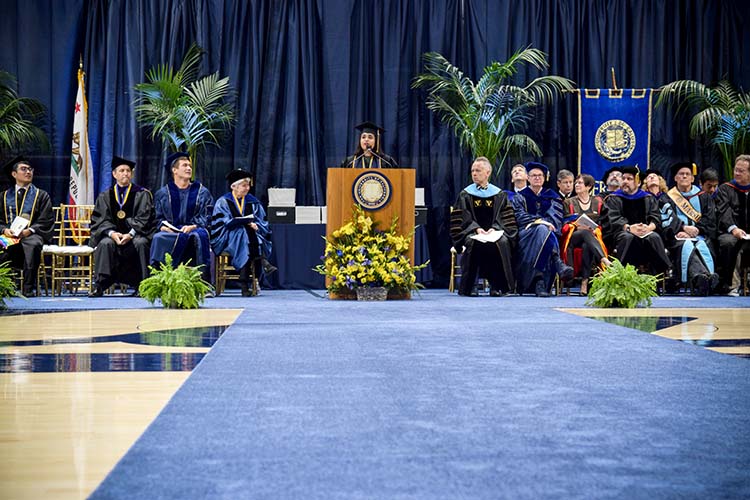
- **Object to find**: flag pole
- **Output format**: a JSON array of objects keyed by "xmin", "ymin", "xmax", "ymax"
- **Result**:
[{"xmin": 611, "ymin": 67, "xmax": 618, "ymax": 90}]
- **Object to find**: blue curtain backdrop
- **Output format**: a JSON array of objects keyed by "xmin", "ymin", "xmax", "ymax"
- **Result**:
[{"xmin": 2, "ymin": 0, "xmax": 749, "ymax": 286}]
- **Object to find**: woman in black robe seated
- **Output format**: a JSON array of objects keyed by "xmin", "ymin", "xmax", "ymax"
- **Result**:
[
  {"xmin": 561, "ymin": 174, "xmax": 611, "ymax": 295},
  {"xmin": 338, "ymin": 121, "xmax": 399, "ymax": 169}
]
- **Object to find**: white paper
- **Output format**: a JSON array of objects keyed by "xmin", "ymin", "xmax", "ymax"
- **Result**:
[
  {"xmin": 742, "ymin": 233, "xmax": 750, "ymax": 240},
  {"xmin": 575, "ymin": 214, "xmax": 598, "ymax": 230},
  {"xmin": 160, "ymin": 220, "xmax": 180, "ymax": 232},
  {"xmin": 10, "ymin": 216, "xmax": 30, "ymax": 237},
  {"xmin": 470, "ymin": 230, "xmax": 504, "ymax": 243}
]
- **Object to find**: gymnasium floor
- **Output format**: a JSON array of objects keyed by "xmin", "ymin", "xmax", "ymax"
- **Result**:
[{"xmin": 1, "ymin": 292, "xmax": 748, "ymax": 499}]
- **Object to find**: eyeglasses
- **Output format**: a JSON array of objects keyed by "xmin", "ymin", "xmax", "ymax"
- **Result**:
[
  {"xmin": 528, "ymin": 173, "xmax": 544, "ymax": 178},
  {"xmin": 16, "ymin": 166, "xmax": 34, "ymax": 173}
]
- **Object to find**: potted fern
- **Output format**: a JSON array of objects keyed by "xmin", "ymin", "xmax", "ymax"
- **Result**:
[
  {"xmin": 139, "ymin": 254, "xmax": 213, "ymax": 309},
  {"xmin": 586, "ymin": 258, "xmax": 659, "ymax": 308},
  {"xmin": 411, "ymin": 46, "xmax": 574, "ymax": 175},
  {"xmin": 0, "ymin": 261, "xmax": 19, "ymax": 309},
  {"xmin": 0, "ymin": 70, "xmax": 48, "ymax": 158}
]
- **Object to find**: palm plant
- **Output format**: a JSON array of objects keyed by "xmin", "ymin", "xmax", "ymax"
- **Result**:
[
  {"xmin": 0, "ymin": 70, "xmax": 48, "ymax": 158},
  {"xmin": 134, "ymin": 43, "xmax": 235, "ymax": 176},
  {"xmin": 656, "ymin": 79, "xmax": 750, "ymax": 180},
  {"xmin": 411, "ymin": 47, "xmax": 575, "ymax": 174}
]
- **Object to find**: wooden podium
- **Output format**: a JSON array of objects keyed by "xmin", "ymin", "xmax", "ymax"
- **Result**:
[{"xmin": 326, "ymin": 168, "xmax": 416, "ymax": 264}]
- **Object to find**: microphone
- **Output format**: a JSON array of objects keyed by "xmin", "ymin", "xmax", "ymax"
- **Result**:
[
  {"xmin": 349, "ymin": 150, "xmax": 369, "ymax": 168},
  {"xmin": 366, "ymin": 148, "xmax": 394, "ymax": 168}
]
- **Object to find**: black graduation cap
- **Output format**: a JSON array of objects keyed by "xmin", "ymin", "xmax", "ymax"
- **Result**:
[
  {"xmin": 670, "ymin": 161, "xmax": 697, "ymax": 179},
  {"xmin": 601, "ymin": 166, "xmax": 623, "ymax": 184},
  {"xmin": 2, "ymin": 155, "xmax": 29, "ymax": 180},
  {"xmin": 620, "ymin": 165, "xmax": 641, "ymax": 184},
  {"xmin": 355, "ymin": 121, "xmax": 384, "ymax": 135},
  {"xmin": 164, "ymin": 151, "xmax": 190, "ymax": 172},
  {"xmin": 226, "ymin": 169, "xmax": 253, "ymax": 186},
  {"xmin": 355, "ymin": 121, "xmax": 384, "ymax": 153},
  {"xmin": 111, "ymin": 155, "xmax": 136, "ymax": 171},
  {"xmin": 525, "ymin": 161, "xmax": 549, "ymax": 181}
]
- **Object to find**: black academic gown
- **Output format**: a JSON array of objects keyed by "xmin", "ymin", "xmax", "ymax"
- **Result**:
[
  {"xmin": 603, "ymin": 190, "xmax": 671, "ymax": 274},
  {"xmin": 714, "ymin": 180, "xmax": 750, "ymax": 288},
  {"xmin": 454, "ymin": 186, "xmax": 517, "ymax": 294},
  {"xmin": 90, "ymin": 184, "xmax": 155, "ymax": 287},
  {"xmin": 338, "ymin": 153, "xmax": 399, "ymax": 169},
  {"xmin": 0, "ymin": 184, "xmax": 54, "ymax": 293}
]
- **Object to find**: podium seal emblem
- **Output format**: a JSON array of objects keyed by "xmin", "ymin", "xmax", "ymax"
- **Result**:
[
  {"xmin": 352, "ymin": 171, "xmax": 392, "ymax": 211},
  {"xmin": 594, "ymin": 119, "xmax": 636, "ymax": 162}
]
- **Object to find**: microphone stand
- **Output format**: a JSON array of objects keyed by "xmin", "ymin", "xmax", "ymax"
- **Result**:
[
  {"xmin": 349, "ymin": 150, "xmax": 369, "ymax": 168},
  {"xmin": 366, "ymin": 148, "xmax": 394, "ymax": 168}
]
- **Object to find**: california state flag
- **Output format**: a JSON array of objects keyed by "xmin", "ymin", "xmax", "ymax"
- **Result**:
[{"xmin": 69, "ymin": 66, "xmax": 93, "ymax": 205}]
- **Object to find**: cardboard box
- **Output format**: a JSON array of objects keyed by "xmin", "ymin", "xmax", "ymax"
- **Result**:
[
  {"xmin": 268, "ymin": 207, "xmax": 295, "ymax": 223},
  {"xmin": 295, "ymin": 206, "xmax": 321, "ymax": 224},
  {"xmin": 415, "ymin": 188, "xmax": 425, "ymax": 206},
  {"xmin": 268, "ymin": 188, "xmax": 296, "ymax": 206},
  {"xmin": 415, "ymin": 207, "xmax": 428, "ymax": 226}
]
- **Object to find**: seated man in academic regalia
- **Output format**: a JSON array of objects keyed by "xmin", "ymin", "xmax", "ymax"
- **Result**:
[
  {"xmin": 150, "ymin": 152, "xmax": 213, "ymax": 281},
  {"xmin": 504, "ymin": 163, "xmax": 528, "ymax": 202},
  {"xmin": 599, "ymin": 166, "xmax": 623, "ymax": 197},
  {"xmin": 210, "ymin": 169, "xmax": 273, "ymax": 296},
  {"xmin": 453, "ymin": 157, "xmax": 517, "ymax": 296},
  {"xmin": 512, "ymin": 161, "xmax": 573, "ymax": 297},
  {"xmin": 0, "ymin": 156, "xmax": 54, "ymax": 296},
  {"xmin": 714, "ymin": 154, "xmax": 750, "ymax": 296},
  {"xmin": 602, "ymin": 165, "xmax": 671, "ymax": 276},
  {"xmin": 661, "ymin": 162, "xmax": 719, "ymax": 295},
  {"xmin": 89, "ymin": 156, "xmax": 155, "ymax": 297}
]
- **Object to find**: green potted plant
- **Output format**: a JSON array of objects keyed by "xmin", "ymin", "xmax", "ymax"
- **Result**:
[
  {"xmin": 656, "ymin": 79, "xmax": 750, "ymax": 181},
  {"xmin": 315, "ymin": 206, "xmax": 428, "ymax": 300},
  {"xmin": 411, "ymin": 46, "xmax": 574, "ymax": 175},
  {"xmin": 133, "ymin": 43, "xmax": 236, "ymax": 177},
  {"xmin": 139, "ymin": 254, "xmax": 213, "ymax": 309},
  {"xmin": 0, "ymin": 261, "xmax": 19, "ymax": 309},
  {"xmin": 0, "ymin": 70, "xmax": 48, "ymax": 158},
  {"xmin": 585, "ymin": 258, "xmax": 659, "ymax": 308}
]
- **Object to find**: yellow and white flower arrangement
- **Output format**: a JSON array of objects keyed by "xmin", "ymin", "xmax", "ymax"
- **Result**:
[{"xmin": 316, "ymin": 206, "xmax": 427, "ymax": 294}]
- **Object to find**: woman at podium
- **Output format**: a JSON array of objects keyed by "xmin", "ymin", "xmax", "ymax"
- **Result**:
[{"xmin": 338, "ymin": 121, "xmax": 399, "ymax": 168}]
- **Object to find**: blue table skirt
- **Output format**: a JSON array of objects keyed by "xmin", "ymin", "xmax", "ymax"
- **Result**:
[{"xmin": 266, "ymin": 224, "xmax": 432, "ymax": 290}]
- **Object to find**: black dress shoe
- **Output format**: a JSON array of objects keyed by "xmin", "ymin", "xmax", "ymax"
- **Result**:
[
  {"xmin": 489, "ymin": 289, "xmax": 506, "ymax": 297},
  {"xmin": 534, "ymin": 279, "xmax": 550, "ymax": 297},
  {"xmin": 88, "ymin": 286, "xmax": 104, "ymax": 298}
]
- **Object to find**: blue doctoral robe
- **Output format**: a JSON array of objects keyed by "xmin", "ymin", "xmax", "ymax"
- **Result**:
[
  {"xmin": 150, "ymin": 181, "xmax": 213, "ymax": 269},
  {"xmin": 210, "ymin": 192, "xmax": 272, "ymax": 271},
  {"xmin": 512, "ymin": 186, "xmax": 563, "ymax": 293}
]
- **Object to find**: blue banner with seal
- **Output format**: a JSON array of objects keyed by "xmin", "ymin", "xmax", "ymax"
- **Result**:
[{"xmin": 578, "ymin": 89, "xmax": 652, "ymax": 191}]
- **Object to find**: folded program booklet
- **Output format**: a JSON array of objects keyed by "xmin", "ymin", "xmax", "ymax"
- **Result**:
[{"xmin": 470, "ymin": 230, "xmax": 504, "ymax": 243}]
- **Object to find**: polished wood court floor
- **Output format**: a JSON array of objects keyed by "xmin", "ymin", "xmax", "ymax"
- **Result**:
[
  {"xmin": 0, "ymin": 306, "xmax": 747, "ymax": 499},
  {"xmin": 0, "ymin": 309, "xmax": 242, "ymax": 500}
]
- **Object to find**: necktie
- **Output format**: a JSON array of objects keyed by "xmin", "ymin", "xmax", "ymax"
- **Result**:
[{"xmin": 17, "ymin": 187, "xmax": 26, "ymax": 199}]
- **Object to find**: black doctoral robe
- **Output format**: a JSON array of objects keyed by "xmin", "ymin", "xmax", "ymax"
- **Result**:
[
  {"xmin": 453, "ymin": 184, "xmax": 517, "ymax": 294},
  {"xmin": 603, "ymin": 190, "xmax": 671, "ymax": 274},
  {"xmin": 90, "ymin": 184, "xmax": 155, "ymax": 287}
]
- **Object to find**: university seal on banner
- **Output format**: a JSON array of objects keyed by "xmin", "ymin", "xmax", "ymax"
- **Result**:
[
  {"xmin": 594, "ymin": 119, "xmax": 636, "ymax": 162},
  {"xmin": 352, "ymin": 171, "xmax": 392, "ymax": 211}
]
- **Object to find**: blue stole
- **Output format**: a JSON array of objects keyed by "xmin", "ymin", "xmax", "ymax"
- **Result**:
[
  {"xmin": 463, "ymin": 183, "xmax": 501, "ymax": 198},
  {"xmin": 609, "ymin": 189, "xmax": 650, "ymax": 200},
  {"xmin": 3, "ymin": 185, "xmax": 39, "ymax": 223},
  {"xmin": 166, "ymin": 181, "xmax": 207, "ymax": 264}
]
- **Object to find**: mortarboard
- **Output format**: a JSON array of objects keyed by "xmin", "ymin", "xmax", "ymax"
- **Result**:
[
  {"xmin": 670, "ymin": 161, "xmax": 697, "ymax": 179},
  {"xmin": 226, "ymin": 169, "xmax": 253, "ymax": 186},
  {"xmin": 525, "ymin": 161, "xmax": 549, "ymax": 181},
  {"xmin": 164, "ymin": 151, "xmax": 190, "ymax": 172},
  {"xmin": 111, "ymin": 155, "xmax": 136, "ymax": 171},
  {"xmin": 2, "ymin": 155, "xmax": 30, "ymax": 180}
]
